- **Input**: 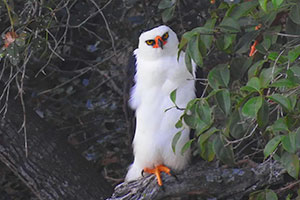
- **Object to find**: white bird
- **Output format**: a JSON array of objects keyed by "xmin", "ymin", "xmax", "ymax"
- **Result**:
[{"xmin": 125, "ymin": 25, "xmax": 196, "ymax": 186}]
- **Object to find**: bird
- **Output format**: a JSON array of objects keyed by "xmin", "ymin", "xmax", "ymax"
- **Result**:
[{"xmin": 125, "ymin": 25, "xmax": 196, "ymax": 186}]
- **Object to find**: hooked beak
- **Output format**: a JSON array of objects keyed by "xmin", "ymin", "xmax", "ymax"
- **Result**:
[{"xmin": 153, "ymin": 36, "xmax": 165, "ymax": 49}]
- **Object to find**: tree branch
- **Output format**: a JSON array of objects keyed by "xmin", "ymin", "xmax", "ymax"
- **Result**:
[{"xmin": 107, "ymin": 160, "xmax": 286, "ymax": 200}]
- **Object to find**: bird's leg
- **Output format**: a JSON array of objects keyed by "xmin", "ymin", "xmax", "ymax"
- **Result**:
[{"xmin": 143, "ymin": 164, "xmax": 171, "ymax": 186}]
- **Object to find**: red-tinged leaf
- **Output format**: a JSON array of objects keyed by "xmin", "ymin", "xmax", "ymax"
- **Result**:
[{"xmin": 4, "ymin": 31, "xmax": 18, "ymax": 48}]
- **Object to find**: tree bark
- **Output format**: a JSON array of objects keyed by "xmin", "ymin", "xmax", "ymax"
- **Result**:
[
  {"xmin": 107, "ymin": 160, "xmax": 287, "ymax": 200},
  {"xmin": 0, "ymin": 83, "xmax": 113, "ymax": 200}
]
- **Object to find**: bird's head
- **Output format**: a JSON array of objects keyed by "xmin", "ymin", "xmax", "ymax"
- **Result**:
[{"xmin": 136, "ymin": 25, "xmax": 179, "ymax": 60}]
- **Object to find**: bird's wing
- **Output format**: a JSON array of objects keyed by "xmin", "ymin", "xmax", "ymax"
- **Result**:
[{"xmin": 123, "ymin": 53, "xmax": 137, "ymax": 143}]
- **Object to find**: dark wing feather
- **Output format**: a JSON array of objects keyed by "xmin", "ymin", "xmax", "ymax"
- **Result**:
[{"xmin": 123, "ymin": 54, "xmax": 136, "ymax": 143}]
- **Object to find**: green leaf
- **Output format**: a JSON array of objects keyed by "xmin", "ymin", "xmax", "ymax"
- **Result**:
[
  {"xmin": 175, "ymin": 119, "xmax": 183, "ymax": 128},
  {"xmin": 263, "ymin": 135, "xmax": 284, "ymax": 158},
  {"xmin": 290, "ymin": 65, "xmax": 300, "ymax": 77},
  {"xmin": 199, "ymin": 140, "xmax": 215, "ymax": 162},
  {"xmin": 289, "ymin": 2, "xmax": 300, "ymax": 25},
  {"xmin": 230, "ymin": 1, "xmax": 259, "ymax": 20},
  {"xmin": 161, "ymin": 6, "xmax": 175, "ymax": 23},
  {"xmin": 185, "ymin": 51, "xmax": 193, "ymax": 74},
  {"xmin": 172, "ymin": 131, "xmax": 182, "ymax": 153},
  {"xmin": 268, "ymin": 94, "xmax": 293, "ymax": 112},
  {"xmin": 288, "ymin": 95, "xmax": 297, "ymax": 111},
  {"xmin": 230, "ymin": 57, "xmax": 252, "ymax": 81},
  {"xmin": 259, "ymin": 0, "xmax": 268, "ymax": 12},
  {"xmin": 242, "ymin": 96, "xmax": 263, "ymax": 118},
  {"xmin": 183, "ymin": 99, "xmax": 212, "ymax": 133},
  {"xmin": 260, "ymin": 67, "xmax": 277, "ymax": 88},
  {"xmin": 158, "ymin": 0, "xmax": 176, "ymax": 9},
  {"xmin": 268, "ymin": 52, "xmax": 288, "ymax": 64},
  {"xmin": 181, "ymin": 139, "xmax": 194, "ymax": 155},
  {"xmin": 288, "ymin": 46, "xmax": 300, "ymax": 63},
  {"xmin": 248, "ymin": 60, "xmax": 267, "ymax": 79},
  {"xmin": 296, "ymin": 128, "xmax": 300, "ymax": 149},
  {"xmin": 219, "ymin": 17, "xmax": 240, "ymax": 32},
  {"xmin": 208, "ymin": 64, "xmax": 230, "ymax": 89},
  {"xmin": 170, "ymin": 89, "xmax": 177, "ymax": 104},
  {"xmin": 271, "ymin": 0, "xmax": 283, "ymax": 9},
  {"xmin": 223, "ymin": 34, "xmax": 235, "ymax": 50},
  {"xmin": 185, "ymin": 98, "xmax": 198, "ymax": 111},
  {"xmin": 241, "ymin": 77, "xmax": 262, "ymax": 93},
  {"xmin": 6, "ymin": 44, "xmax": 21, "ymax": 66},
  {"xmin": 261, "ymin": 35, "xmax": 272, "ymax": 50},
  {"xmin": 198, "ymin": 127, "xmax": 218, "ymax": 161},
  {"xmin": 195, "ymin": 99, "xmax": 213, "ymax": 135},
  {"xmin": 255, "ymin": 43, "xmax": 268, "ymax": 55},
  {"xmin": 213, "ymin": 134, "xmax": 235, "ymax": 166},
  {"xmin": 183, "ymin": 113, "xmax": 197, "ymax": 129},
  {"xmin": 271, "ymin": 117, "xmax": 289, "ymax": 132},
  {"xmin": 270, "ymin": 79, "xmax": 297, "ymax": 88},
  {"xmin": 257, "ymin": 99, "xmax": 269, "ymax": 129},
  {"xmin": 249, "ymin": 191, "xmax": 266, "ymax": 200},
  {"xmin": 280, "ymin": 152, "xmax": 299, "ymax": 179},
  {"xmin": 216, "ymin": 89, "xmax": 231, "ymax": 116},
  {"xmin": 228, "ymin": 110, "xmax": 246, "ymax": 139},
  {"xmin": 199, "ymin": 127, "xmax": 219, "ymax": 148},
  {"xmin": 268, "ymin": 52, "xmax": 278, "ymax": 60},
  {"xmin": 282, "ymin": 132, "xmax": 297, "ymax": 154},
  {"xmin": 187, "ymin": 35, "xmax": 203, "ymax": 66},
  {"xmin": 201, "ymin": 18, "xmax": 216, "ymax": 50},
  {"xmin": 266, "ymin": 189, "xmax": 278, "ymax": 200},
  {"xmin": 178, "ymin": 31, "xmax": 194, "ymax": 55},
  {"xmin": 196, "ymin": 99, "xmax": 212, "ymax": 124}
]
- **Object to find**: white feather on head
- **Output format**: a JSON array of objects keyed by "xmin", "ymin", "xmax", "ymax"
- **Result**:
[{"xmin": 135, "ymin": 25, "xmax": 179, "ymax": 60}]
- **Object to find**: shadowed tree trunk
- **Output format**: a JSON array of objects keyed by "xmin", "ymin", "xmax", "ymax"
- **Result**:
[{"xmin": 0, "ymin": 83, "xmax": 113, "ymax": 200}]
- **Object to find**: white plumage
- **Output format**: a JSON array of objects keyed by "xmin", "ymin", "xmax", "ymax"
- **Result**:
[{"xmin": 125, "ymin": 25, "xmax": 196, "ymax": 183}]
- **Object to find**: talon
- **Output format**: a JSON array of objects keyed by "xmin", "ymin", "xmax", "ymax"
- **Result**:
[
  {"xmin": 141, "ymin": 169, "xmax": 145, "ymax": 177},
  {"xmin": 143, "ymin": 164, "xmax": 171, "ymax": 186},
  {"xmin": 170, "ymin": 171, "xmax": 179, "ymax": 181}
]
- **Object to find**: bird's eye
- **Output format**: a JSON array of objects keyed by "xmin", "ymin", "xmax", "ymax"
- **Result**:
[
  {"xmin": 145, "ymin": 40, "xmax": 155, "ymax": 46},
  {"xmin": 162, "ymin": 32, "xmax": 169, "ymax": 41}
]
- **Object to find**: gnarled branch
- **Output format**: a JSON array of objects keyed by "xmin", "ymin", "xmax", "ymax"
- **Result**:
[{"xmin": 107, "ymin": 160, "xmax": 286, "ymax": 200}]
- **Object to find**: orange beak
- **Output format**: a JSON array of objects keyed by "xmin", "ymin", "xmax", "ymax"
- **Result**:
[{"xmin": 153, "ymin": 36, "xmax": 167, "ymax": 49}]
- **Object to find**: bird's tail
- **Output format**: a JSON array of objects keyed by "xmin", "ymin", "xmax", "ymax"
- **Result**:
[{"xmin": 125, "ymin": 162, "xmax": 143, "ymax": 182}]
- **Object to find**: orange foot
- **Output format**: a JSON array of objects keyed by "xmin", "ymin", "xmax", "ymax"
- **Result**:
[{"xmin": 143, "ymin": 165, "xmax": 171, "ymax": 186}]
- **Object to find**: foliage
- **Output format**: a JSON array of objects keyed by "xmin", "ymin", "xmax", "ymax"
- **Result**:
[{"xmin": 161, "ymin": 0, "xmax": 300, "ymax": 198}]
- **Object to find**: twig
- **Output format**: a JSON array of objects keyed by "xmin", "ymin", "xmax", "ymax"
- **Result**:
[
  {"xmin": 3, "ymin": 0, "xmax": 15, "ymax": 31},
  {"xmin": 35, "ymin": 0, "xmax": 73, "ymax": 77},
  {"xmin": 89, "ymin": 0, "xmax": 116, "ymax": 55},
  {"xmin": 16, "ymin": 50, "xmax": 32, "ymax": 157},
  {"xmin": 271, "ymin": 50, "xmax": 285, "ymax": 84},
  {"xmin": 225, "ymin": 123, "xmax": 258, "ymax": 146},
  {"xmin": 37, "ymin": 67, "xmax": 91, "ymax": 96},
  {"xmin": 276, "ymin": 180, "xmax": 300, "ymax": 193},
  {"xmin": 95, "ymin": 69, "xmax": 123, "ymax": 96},
  {"xmin": 271, "ymin": 32, "xmax": 300, "ymax": 38}
]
